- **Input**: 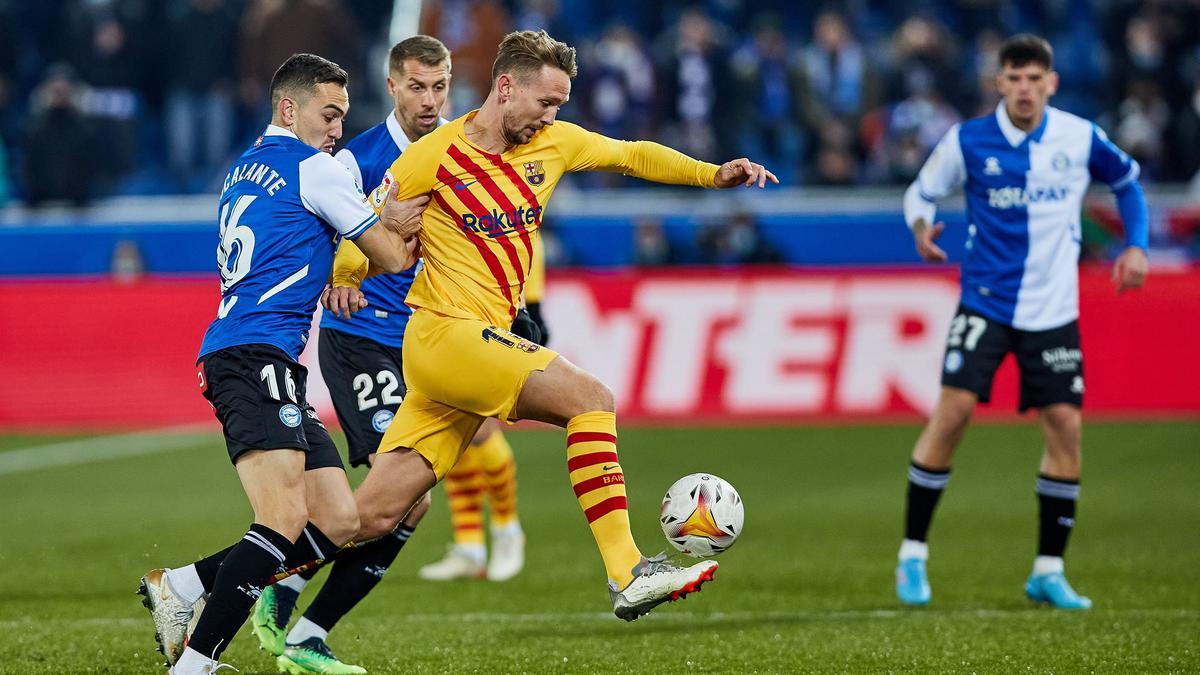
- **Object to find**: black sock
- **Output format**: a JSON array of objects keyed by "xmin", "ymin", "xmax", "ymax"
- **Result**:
[
  {"xmin": 1036, "ymin": 474, "xmax": 1079, "ymax": 558},
  {"xmin": 191, "ymin": 521, "xmax": 332, "ymax": 594},
  {"xmin": 280, "ymin": 523, "xmax": 337, "ymax": 572},
  {"xmin": 186, "ymin": 524, "xmax": 293, "ymax": 660},
  {"xmin": 194, "ymin": 545, "xmax": 235, "ymax": 593},
  {"xmin": 300, "ymin": 524, "xmax": 416, "ymax": 635},
  {"xmin": 904, "ymin": 461, "xmax": 950, "ymax": 542},
  {"xmin": 270, "ymin": 543, "xmax": 327, "ymax": 628}
]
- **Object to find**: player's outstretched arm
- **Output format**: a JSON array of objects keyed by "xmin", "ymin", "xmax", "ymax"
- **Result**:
[
  {"xmin": 1089, "ymin": 124, "xmax": 1149, "ymax": 294},
  {"xmin": 559, "ymin": 124, "xmax": 777, "ymax": 189},
  {"xmin": 713, "ymin": 158, "xmax": 779, "ymax": 189}
]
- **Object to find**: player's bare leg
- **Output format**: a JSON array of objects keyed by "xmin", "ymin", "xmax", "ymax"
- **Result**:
[
  {"xmin": 1026, "ymin": 403, "xmax": 1090, "ymax": 609},
  {"xmin": 148, "ymin": 451, "xmax": 363, "ymax": 672},
  {"xmin": 514, "ymin": 355, "xmax": 718, "ymax": 621},
  {"xmin": 303, "ymin": 467, "xmax": 361, "ymax": 545},
  {"xmin": 165, "ymin": 450, "xmax": 307, "ymax": 673},
  {"xmin": 355, "ymin": 450, "xmax": 441, "ymax": 541},
  {"xmin": 264, "ymin": 457, "xmax": 430, "ymax": 674},
  {"xmin": 250, "ymin": 466, "xmax": 358, "ymax": 657},
  {"xmin": 911, "ymin": 387, "xmax": 977, "ymax": 469},
  {"xmin": 1038, "ymin": 403, "xmax": 1081, "ymax": 478},
  {"xmin": 897, "ymin": 387, "xmax": 977, "ymax": 606}
]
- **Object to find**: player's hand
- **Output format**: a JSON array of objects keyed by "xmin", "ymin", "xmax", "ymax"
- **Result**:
[
  {"xmin": 913, "ymin": 219, "xmax": 948, "ymax": 263},
  {"xmin": 380, "ymin": 182, "xmax": 429, "ymax": 239},
  {"xmin": 321, "ymin": 285, "xmax": 368, "ymax": 319},
  {"xmin": 1112, "ymin": 246, "xmax": 1148, "ymax": 294},
  {"xmin": 714, "ymin": 158, "xmax": 779, "ymax": 189}
]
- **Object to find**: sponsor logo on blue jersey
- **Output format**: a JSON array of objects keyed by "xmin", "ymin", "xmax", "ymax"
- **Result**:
[{"xmin": 986, "ymin": 185, "xmax": 1070, "ymax": 209}]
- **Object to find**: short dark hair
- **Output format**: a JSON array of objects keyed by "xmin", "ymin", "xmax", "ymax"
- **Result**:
[
  {"xmin": 998, "ymin": 34, "xmax": 1053, "ymax": 70},
  {"xmin": 491, "ymin": 30, "xmax": 577, "ymax": 83},
  {"xmin": 269, "ymin": 53, "xmax": 349, "ymax": 108},
  {"xmin": 389, "ymin": 35, "xmax": 451, "ymax": 76}
]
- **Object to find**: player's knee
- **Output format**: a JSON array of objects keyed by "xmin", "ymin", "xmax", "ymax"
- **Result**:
[
  {"xmin": 1043, "ymin": 404, "xmax": 1082, "ymax": 447},
  {"xmin": 323, "ymin": 504, "xmax": 361, "ymax": 547},
  {"xmin": 357, "ymin": 510, "xmax": 394, "ymax": 541},
  {"xmin": 257, "ymin": 503, "xmax": 309, "ymax": 541},
  {"xmin": 358, "ymin": 501, "xmax": 410, "ymax": 541},
  {"xmin": 935, "ymin": 391, "xmax": 975, "ymax": 436},
  {"xmin": 593, "ymin": 380, "xmax": 615, "ymax": 412},
  {"xmin": 574, "ymin": 376, "xmax": 614, "ymax": 415}
]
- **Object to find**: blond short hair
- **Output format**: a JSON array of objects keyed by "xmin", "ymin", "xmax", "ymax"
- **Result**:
[{"xmin": 491, "ymin": 30, "xmax": 577, "ymax": 83}]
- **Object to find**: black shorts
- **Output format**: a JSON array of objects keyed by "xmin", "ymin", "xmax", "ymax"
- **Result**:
[
  {"xmin": 318, "ymin": 329, "xmax": 407, "ymax": 467},
  {"xmin": 940, "ymin": 305, "xmax": 1084, "ymax": 412},
  {"xmin": 197, "ymin": 344, "xmax": 344, "ymax": 470}
]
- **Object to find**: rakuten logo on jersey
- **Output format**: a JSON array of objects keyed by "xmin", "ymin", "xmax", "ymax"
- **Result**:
[
  {"xmin": 544, "ymin": 272, "xmax": 960, "ymax": 420},
  {"xmin": 987, "ymin": 185, "xmax": 1070, "ymax": 209}
]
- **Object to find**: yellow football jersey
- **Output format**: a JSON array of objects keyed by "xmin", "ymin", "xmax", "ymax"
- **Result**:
[
  {"xmin": 524, "ymin": 234, "xmax": 545, "ymax": 304},
  {"xmin": 354, "ymin": 110, "xmax": 720, "ymax": 327}
]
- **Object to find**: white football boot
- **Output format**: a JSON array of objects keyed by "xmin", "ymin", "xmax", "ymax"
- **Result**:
[
  {"xmin": 609, "ymin": 554, "xmax": 718, "ymax": 621},
  {"xmin": 137, "ymin": 568, "xmax": 201, "ymax": 665},
  {"xmin": 486, "ymin": 525, "xmax": 525, "ymax": 581},
  {"xmin": 418, "ymin": 544, "xmax": 486, "ymax": 580}
]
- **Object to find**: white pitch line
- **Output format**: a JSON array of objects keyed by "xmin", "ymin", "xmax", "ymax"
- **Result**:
[
  {"xmin": 360, "ymin": 607, "xmax": 1200, "ymax": 623},
  {"xmin": 0, "ymin": 426, "xmax": 212, "ymax": 476},
  {"xmin": 2, "ymin": 608, "xmax": 1196, "ymax": 630}
]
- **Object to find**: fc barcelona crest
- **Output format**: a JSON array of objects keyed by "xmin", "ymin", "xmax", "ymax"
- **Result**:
[{"xmin": 524, "ymin": 160, "xmax": 545, "ymax": 186}]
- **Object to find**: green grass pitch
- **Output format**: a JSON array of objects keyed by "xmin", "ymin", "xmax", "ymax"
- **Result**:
[{"xmin": 0, "ymin": 421, "xmax": 1197, "ymax": 673}]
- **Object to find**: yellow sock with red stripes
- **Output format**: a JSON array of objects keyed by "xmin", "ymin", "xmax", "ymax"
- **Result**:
[
  {"xmin": 443, "ymin": 446, "xmax": 486, "ymax": 546},
  {"xmin": 476, "ymin": 431, "xmax": 519, "ymax": 527},
  {"xmin": 566, "ymin": 411, "xmax": 642, "ymax": 588}
]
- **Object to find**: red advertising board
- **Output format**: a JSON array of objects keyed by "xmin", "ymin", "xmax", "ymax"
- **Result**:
[{"xmin": 1, "ymin": 267, "xmax": 1197, "ymax": 430}]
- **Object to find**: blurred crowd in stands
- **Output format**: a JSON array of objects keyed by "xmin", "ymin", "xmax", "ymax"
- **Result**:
[{"xmin": 1, "ymin": 0, "xmax": 1200, "ymax": 207}]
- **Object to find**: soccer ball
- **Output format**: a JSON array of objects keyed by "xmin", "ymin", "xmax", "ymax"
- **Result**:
[{"xmin": 660, "ymin": 473, "xmax": 744, "ymax": 558}]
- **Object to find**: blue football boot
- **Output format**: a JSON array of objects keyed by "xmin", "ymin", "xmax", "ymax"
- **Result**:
[
  {"xmin": 895, "ymin": 557, "xmax": 931, "ymax": 606},
  {"xmin": 1025, "ymin": 572, "xmax": 1092, "ymax": 610}
]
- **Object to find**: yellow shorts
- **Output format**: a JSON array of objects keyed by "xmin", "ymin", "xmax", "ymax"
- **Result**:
[{"xmin": 377, "ymin": 309, "xmax": 558, "ymax": 479}]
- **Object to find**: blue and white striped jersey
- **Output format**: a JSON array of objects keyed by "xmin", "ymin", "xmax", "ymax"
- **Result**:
[
  {"xmin": 198, "ymin": 125, "xmax": 379, "ymax": 360},
  {"xmin": 904, "ymin": 104, "xmax": 1147, "ymax": 331},
  {"xmin": 320, "ymin": 113, "xmax": 440, "ymax": 348}
]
